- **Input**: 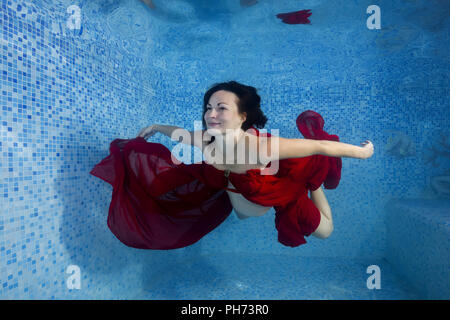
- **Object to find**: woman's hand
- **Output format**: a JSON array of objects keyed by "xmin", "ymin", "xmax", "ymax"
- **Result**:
[
  {"xmin": 137, "ymin": 125, "xmax": 158, "ymax": 139},
  {"xmin": 359, "ymin": 140, "xmax": 374, "ymax": 159}
]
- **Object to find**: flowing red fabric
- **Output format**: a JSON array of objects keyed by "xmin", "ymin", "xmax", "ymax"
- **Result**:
[
  {"xmin": 276, "ymin": 9, "xmax": 312, "ymax": 25},
  {"xmin": 89, "ymin": 110, "xmax": 341, "ymax": 249}
]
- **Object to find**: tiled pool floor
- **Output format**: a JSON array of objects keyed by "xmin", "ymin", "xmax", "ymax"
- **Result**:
[{"xmin": 134, "ymin": 253, "xmax": 423, "ymax": 300}]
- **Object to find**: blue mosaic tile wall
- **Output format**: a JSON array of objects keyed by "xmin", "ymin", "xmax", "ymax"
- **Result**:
[
  {"xmin": 386, "ymin": 199, "xmax": 450, "ymax": 299},
  {"xmin": 0, "ymin": 0, "xmax": 448, "ymax": 299}
]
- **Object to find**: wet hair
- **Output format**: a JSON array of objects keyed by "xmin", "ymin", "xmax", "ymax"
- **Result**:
[{"xmin": 202, "ymin": 81, "xmax": 268, "ymax": 132}]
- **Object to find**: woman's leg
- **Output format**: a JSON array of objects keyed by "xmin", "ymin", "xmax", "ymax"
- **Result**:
[
  {"xmin": 310, "ymin": 186, "xmax": 334, "ymax": 239},
  {"xmin": 235, "ymin": 210, "xmax": 251, "ymax": 220}
]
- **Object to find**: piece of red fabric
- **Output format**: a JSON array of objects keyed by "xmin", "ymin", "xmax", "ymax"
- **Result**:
[
  {"xmin": 276, "ymin": 9, "xmax": 312, "ymax": 25},
  {"xmin": 89, "ymin": 110, "xmax": 341, "ymax": 249}
]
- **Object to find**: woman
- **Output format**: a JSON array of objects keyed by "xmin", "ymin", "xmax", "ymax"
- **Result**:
[{"xmin": 90, "ymin": 81, "xmax": 373, "ymax": 250}]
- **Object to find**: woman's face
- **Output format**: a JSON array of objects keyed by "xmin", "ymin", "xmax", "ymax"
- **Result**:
[{"xmin": 204, "ymin": 90, "xmax": 247, "ymax": 132}]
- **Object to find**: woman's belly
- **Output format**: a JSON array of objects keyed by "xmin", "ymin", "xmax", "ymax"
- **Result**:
[{"xmin": 226, "ymin": 181, "xmax": 272, "ymax": 217}]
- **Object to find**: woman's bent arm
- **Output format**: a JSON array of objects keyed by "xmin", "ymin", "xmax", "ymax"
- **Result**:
[
  {"xmin": 155, "ymin": 125, "xmax": 206, "ymax": 148},
  {"xmin": 138, "ymin": 125, "xmax": 204, "ymax": 148},
  {"xmin": 154, "ymin": 124, "xmax": 184, "ymax": 140}
]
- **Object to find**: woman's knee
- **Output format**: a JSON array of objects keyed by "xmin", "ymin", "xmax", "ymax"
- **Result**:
[
  {"xmin": 311, "ymin": 211, "xmax": 334, "ymax": 239},
  {"xmin": 235, "ymin": 211, "xmax": 250, "ymax": 220}
]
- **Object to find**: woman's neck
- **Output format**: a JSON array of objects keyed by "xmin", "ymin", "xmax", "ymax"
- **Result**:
[
  {"xmin": 218, "ymin": 128, "xmax": 244, "ymax": 146},
  {"xmin": 209, "ymin": 128, "xmax": 246, "ymax": 161}
]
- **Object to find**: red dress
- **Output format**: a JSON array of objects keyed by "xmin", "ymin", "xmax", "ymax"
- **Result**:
[
  {"xmin": 276, "ymin": 9, "xmax": 312, "ymax": 25},
  {"xmin": 89, "ymin": 110, "xmax": 342, "ymax": 250}
]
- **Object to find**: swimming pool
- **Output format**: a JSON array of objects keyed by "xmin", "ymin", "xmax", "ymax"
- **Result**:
[{"xmin": 1, "ymin": 0, "xmax": 448, "ymax": 300}]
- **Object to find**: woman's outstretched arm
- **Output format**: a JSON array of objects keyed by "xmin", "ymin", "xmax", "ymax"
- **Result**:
[
  {"xmin": 320, "ymin": 139, "xmax": 374, "ymax": 159},
  {"xmin": 265, "ymin": 137, "xmax": 374, "ymax": 162}
]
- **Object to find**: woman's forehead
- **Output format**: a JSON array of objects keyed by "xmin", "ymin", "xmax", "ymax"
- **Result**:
[{"xmin": 209, "ymin": 90, "xmax": 238, "ymax": 104}]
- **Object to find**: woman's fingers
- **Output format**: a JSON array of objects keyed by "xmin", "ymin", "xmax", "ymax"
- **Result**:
[
  {"xmin": 138, "ymin": 127, "xmax": 150, "ymax": 138},
  {"xmin": 140, "ymin": 126, "xmax": 157, "ymax": 139},
  {"xmin": 360, "ymin": 140, "xmax": 374, "ymax": 158}
]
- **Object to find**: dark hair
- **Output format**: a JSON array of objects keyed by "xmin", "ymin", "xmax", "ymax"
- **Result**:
[{"xmin": 202, "ymin": 81, "xmax": 268, "ymax": 132}]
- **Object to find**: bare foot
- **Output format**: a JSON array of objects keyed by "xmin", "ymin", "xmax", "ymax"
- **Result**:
[
  {"xmin": 141, "ymin": 0, "xmax": 155, "ymax": 9},
  {"xmin": 240, "ymin": 0, "xmax": 258, "ymax": 7}
]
